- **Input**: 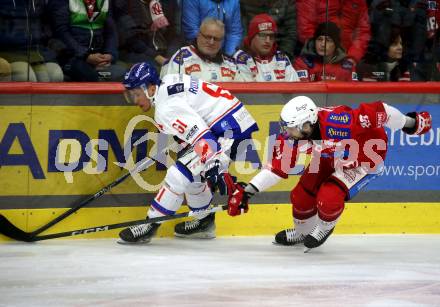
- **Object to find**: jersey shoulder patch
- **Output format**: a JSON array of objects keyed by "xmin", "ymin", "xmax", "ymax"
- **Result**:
[
  {"xmin": 172, "ymin": 47, "xmax": 193, "ymax": 64},
  {"xmin": 167, "ymin": 83, "xmax": 185, "ymax": 96},
  {"xmin": 275, "ymin": 51, "xmax": 288, "ymax": 62},
  {"xmin": 235, "ymin": 50, "xmax": 251, "ymax": 65}
]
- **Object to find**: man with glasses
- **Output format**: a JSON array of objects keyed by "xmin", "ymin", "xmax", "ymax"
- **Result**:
[
  {"xmin": 161, "ymin": 18, "xmax": 241, "ymax": 81},
  {"xmin": 233, "ymin": 14, "xmax": 299, "ymax": 81}
]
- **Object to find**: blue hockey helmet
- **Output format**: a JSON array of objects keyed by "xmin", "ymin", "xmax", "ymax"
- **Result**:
[
  {"xmin": 123, "ymin": 62, "xmax": 161, "ymax": 90},
  {"xmin": 123, "ymin": 62, "xmax": 161, "ymax": 105}
]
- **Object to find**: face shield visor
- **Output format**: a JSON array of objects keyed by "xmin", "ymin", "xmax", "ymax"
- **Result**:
[
  {"xmin": 279, "ymin": 118, "xmax": 313, "ymax": 140},
  {"xmin": 123, "ymin": 84, "xmax": 157, "ymax": 105}
]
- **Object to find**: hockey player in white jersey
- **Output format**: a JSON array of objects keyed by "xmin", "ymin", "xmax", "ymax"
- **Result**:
[{"xmin": 119, "ymin": 62, "xmax": 258, "ymax": 243}]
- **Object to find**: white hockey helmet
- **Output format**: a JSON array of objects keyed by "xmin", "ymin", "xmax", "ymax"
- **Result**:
[{"xmin": 280, "ymin": 96, "xmax": 318, "ymax": 131}]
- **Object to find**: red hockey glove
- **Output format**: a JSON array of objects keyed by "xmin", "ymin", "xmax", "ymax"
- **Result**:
[
  {"xmin": 402, "ymin": 112, "xmax": 432, "ymax": 135},
  {"xmin": 227, "ymin": 183, "xmax": 258, "ymax": 216}
]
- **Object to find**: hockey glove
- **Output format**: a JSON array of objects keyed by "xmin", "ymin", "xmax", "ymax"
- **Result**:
[
  {"xmin": 402, "ymin": 112, "xmax": 432, "ymax": 135},
  {"xmin": 205, "ymin": 162, "xmax": 236, "ymax": 195},
  {"xmin": 227, "ymin": 183, "xmax": 258, "ymax": 216}
]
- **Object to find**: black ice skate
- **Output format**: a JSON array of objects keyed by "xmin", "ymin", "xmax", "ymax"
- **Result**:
[
  {"xmin": 118, "ymin": 222, "xmax": 160, "ymax": 244},
  {"xmin": 174, "ymin": 213, "xmax": 216, "ymax": 239},
  {"xmin": 274, "ymin": 228, "xmax": 306, "ymax": 246},
  {"xmin": 303, "ymin": 220, "xmax": 336, "ymax": 252}
]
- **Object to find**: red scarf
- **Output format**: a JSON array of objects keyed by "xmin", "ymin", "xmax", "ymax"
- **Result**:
[{"xmin": 84, "ymin": 0, "xmax": 97, "ymax": 19}]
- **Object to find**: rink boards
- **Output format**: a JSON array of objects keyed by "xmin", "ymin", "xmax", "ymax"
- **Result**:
[
  {"xmin": 0, "ymin": 203, "xmax": 440, "ymax": 241},
  {"xmin": 0, "ymin": 82, "xmax": 439, "ymax": 240}
]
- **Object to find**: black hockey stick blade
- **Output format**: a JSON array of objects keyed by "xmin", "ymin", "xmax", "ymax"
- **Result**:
[
  {"xmin": 26, "ymin": 204, "xmax": 229, "ymax": 242},
  {"xmin": 0, "ymin": 215, "xmax": 34, "ymax": 242},
  {"xmin": 0, "ymin": 145, "xmax": 175, "ymax": 242}
]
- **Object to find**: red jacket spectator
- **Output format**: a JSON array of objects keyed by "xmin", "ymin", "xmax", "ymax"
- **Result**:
[
  {"xmin": 293, "ymin": 22, "xmax": 357, "ymax": 81},
  {"xmin": 296, "ymin": 0, "xmax": 371, "ymax": 63}
]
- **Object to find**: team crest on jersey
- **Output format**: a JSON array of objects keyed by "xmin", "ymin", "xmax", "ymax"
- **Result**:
[
  {"xmin": 359, "ymin": 114, "xmax": 371, "ymax": 128},
  {"xmin": 221, "ymin": 67, "xmax": 235, "ymax": 78},
  {"xmin": 327, "ymin": 112, "xmax": 352, "ymax": 125},
  {"xmin": 185, "ymin": 64, "xmax": 201, "ymax": 75},
  {"xmin": 326, "ymin": 126, "xmax": 351, "ymax": 139},
  {"xmin": 167, "ymin": 83, "xmax": 184, "ymax": 96},
  {"xmin": 274, "ymin": 69, "xmax": 285, "ymax": 80},
  {"xmin": 236, "ymin": 51, "xmax": 251, "ymax": 64},
  {"xmin": 173, "ymin": 49, "xmax": 192, "ymax": 64}
]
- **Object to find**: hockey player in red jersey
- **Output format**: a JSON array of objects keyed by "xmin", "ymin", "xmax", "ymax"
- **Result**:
[{"xmin": 227, "ymin": 96, "xmax": 432, "ymax": 251}]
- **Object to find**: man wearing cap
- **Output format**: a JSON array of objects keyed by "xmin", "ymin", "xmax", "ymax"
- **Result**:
[
  {"xmin": 233, "ymin": 14, "xmax": 299, "ymax": 82},
  {"xmin": 293, "ymin": 22, "xmax": 358, "ymax": 82}
]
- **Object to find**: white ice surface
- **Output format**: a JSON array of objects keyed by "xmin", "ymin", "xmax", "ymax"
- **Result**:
[{"xmin": 1, "ymin": 235, "xmax": 440, "ymax": 307}]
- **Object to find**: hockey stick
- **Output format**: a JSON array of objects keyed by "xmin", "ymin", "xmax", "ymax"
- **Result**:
[
  {"xmin": 0, "ymin": 144, "xmax": 174, "ymax": 242},
  {"xmin": 13, "ymin": 204, "xmax": 229, "ymax": 242}
]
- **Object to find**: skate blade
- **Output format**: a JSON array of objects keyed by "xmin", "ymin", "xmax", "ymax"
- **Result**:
[
  {"xmin": 303, "ymin": 247, "xmax": 311, "ymax": 253},
  {"xmin": 272, "ymin": 239, "xmax": 305, "ymax": 246},
  {"xmin": 117, "ymin": 238, "xmax": 152, "ymax": 245},
  {"xmin": 174, "ymin": 232, "xmax": 216, "ymax": 239},
  {"xmin": 272, "ymin": 241, "xmax": 302, "ymax": 247}
]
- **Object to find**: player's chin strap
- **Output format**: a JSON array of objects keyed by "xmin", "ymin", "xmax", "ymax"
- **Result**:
[{"xmin": 142, "ymin": 84, "xmax": 159, "ymax": 105}]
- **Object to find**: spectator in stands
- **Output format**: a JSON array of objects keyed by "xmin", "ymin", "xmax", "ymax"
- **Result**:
[
  {"xmin": 293, "ymin": 22, "xmax": 358, "ymax": 81},
  {"xmin": 0, "ymin": 0, "xmax": 63, "ymax": 81},
  {"xmin": 52, "ymin": 0, "xmax": 125, "ymax": 81},
  {"xmin": 240, "ymin": 0, "xmax": 297, "ymax": 60},
  {"xmin": 406, "ymin": 0, "xmax": 440, "ymax": 81},
  {"xmin": 234, "ymin": 14, "xmax": 299, "ymax": 81},
  {"xmin": 0, "ymin": 57, "xmax": 11, "ymax": 81},
  {"xmin": 161, "ymin": 18, "xmax": 240, "ymax": 81},
  {"xmin": 357, "ymin": 28, "xmax": 410, "ymax": 81},
  {"xmin": 369, "ymin": 0, "xmax": 412, "ymax": 50},
  {"xmin": 112, "ymin": 0, "xmax": 182, "ymax": 69},
  {"xmin": 296, "ymin": 0, "xmax": 371, "ymax": 64},
  {"xmin": 181, "ymin": 0, "xmax": 242, "ymax": 56}
]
